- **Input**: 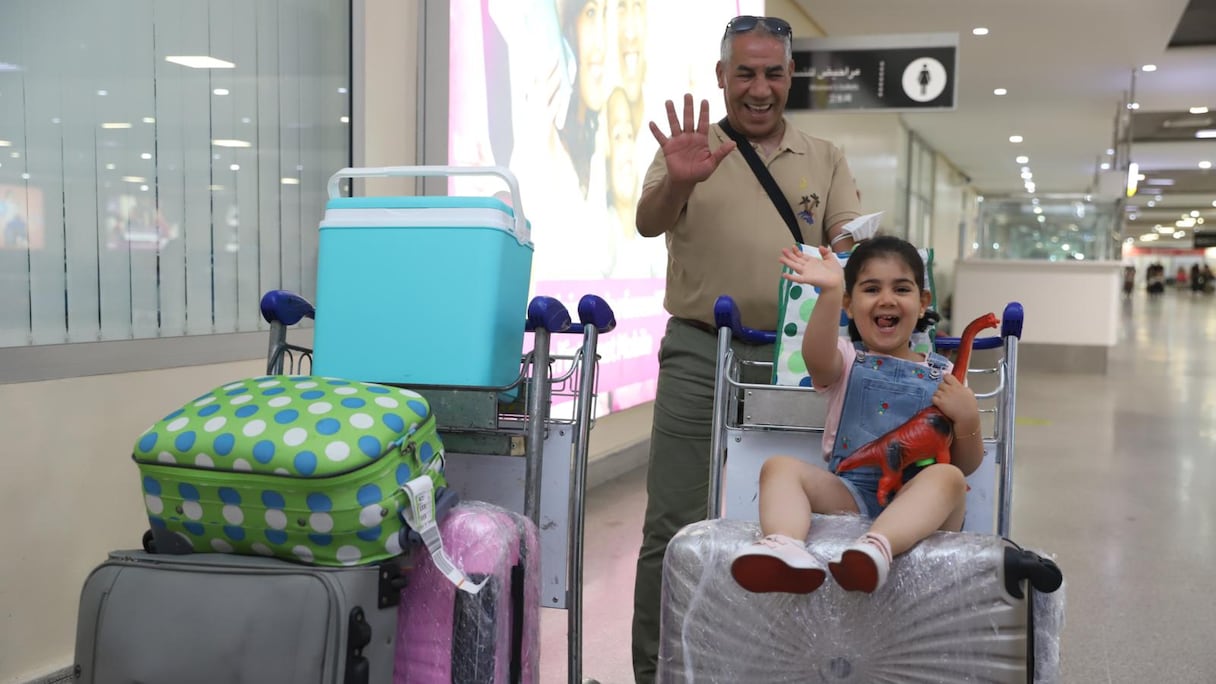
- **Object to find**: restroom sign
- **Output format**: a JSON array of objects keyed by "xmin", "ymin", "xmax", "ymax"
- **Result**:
[{"xmin": 788, "ymin": 33, "xmax": 958, "ymax": 112}]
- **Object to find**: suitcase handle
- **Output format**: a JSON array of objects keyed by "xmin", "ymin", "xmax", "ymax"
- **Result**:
[{"xmin": 325, "ymin": 165, "xmax": 528, "ymax": 245}]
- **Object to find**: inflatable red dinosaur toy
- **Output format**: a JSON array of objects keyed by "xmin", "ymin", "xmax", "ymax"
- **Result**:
[{"xmin": 834, "ymin": 312, "xmax": 1001, "ymax": 506}]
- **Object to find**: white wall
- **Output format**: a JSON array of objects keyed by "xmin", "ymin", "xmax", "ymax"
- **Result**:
[
  {"xmin": 953, "ymin": 259, "xmax": 1123, "ymax": 347},
  {"xmin": 786, "ymin": 111, "xmax": 907, "ymax": 230},
  {"xmin": 930, "ymin": 154, "xmax": 970, "ymax": 307}
]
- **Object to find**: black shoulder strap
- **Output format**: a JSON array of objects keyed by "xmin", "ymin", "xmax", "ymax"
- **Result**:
[{"xmin": 717, "ymin": 117, "xmax": 804, "ymax": 245}]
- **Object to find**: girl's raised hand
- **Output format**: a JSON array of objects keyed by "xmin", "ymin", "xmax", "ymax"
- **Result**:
[{"xmin": 779, "ymin": 245, "xmax": 844, "ymax": 291}]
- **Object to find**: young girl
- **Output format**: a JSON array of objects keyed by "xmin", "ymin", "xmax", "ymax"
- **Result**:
[{"xmin": 730, "ymin": 236, "xmax": 985, "ymax": 594}]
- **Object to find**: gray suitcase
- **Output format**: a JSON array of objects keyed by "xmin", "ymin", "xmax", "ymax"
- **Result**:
[
  {"xmin": 658, "ymin": 516, "xmax": 1065, "ymax": 683},
  {"xmin": 74, "ymin": 550, "xmax": 403, "ymax": 684}
]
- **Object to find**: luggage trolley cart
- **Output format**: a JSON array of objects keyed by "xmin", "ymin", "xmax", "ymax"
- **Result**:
[
  {"xmin": 261, "ymin": 165, "xmax": 614, "ymax": 683},
  {"xmin": 654, "ymin": 297, "xmax": 1067, "ymax": 684},
  {"xmin": 705, "ymin": 295, "xmax": 1025, "ymax": 536}
]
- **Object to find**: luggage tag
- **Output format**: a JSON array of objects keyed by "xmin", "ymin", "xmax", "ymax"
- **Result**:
[{"xmin": 400, "ymin": 475, "xmax": 487, "ymax": 595}]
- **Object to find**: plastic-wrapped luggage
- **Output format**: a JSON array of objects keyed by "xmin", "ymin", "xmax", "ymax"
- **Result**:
[
  {"xmin": 132, "ymin": 375, "xmax": 446, "ymax": 566},
  {"xmin": 659, "ymin": 516, "xmax": 1065, "ymax": 683},
  {"xmin": 74, "ymin": 550, "xmax": 401, "ymax": 684},
  {"xmin": 395, "ymin": 501, "xmax": 541, "ymax": 684}
]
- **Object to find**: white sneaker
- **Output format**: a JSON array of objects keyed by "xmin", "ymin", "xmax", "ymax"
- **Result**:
[
  {"xmin": 828, "ymin": 532, "xmax": 893, "ymax": 593},
  {"xmin": 730, "ymin": 534, "xmax": 826, "ymax": 594}
]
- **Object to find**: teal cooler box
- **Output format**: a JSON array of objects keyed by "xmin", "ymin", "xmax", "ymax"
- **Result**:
[{"xmin": 313, "ymin": 166, "xmax": 533, "ymax": 388}]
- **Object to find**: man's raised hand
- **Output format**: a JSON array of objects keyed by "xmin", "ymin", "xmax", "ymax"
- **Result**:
[{"xmin": 648, "ymin": 94, "xmax": 737, "ymax": 185}]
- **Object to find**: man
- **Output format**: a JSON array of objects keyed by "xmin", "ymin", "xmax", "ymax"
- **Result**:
[{"xmin": 630, "ymin": 15, "xmax": 862, "ymax": 682}]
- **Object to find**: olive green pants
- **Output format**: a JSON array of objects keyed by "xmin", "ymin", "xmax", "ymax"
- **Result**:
[{"xmin": 631, "ymin": 317, "xmax": 774, "ymax": 683}]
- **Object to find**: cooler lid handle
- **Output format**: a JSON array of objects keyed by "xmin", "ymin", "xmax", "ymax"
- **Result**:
[{"xmin": 326, "ymin": 165, "xmax": 528, "ymax": 245}]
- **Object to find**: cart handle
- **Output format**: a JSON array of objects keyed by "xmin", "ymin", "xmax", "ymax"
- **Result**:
[
  {"xmin": 259, "ymin": 289, "xmax": 614, "ymax": 337},
  {"xmin": 935, "ymin": 302, "xmax": 1024, "ymax": 350},
  {"xmin": 713, "ymin": 296, "xmax": 1024, "ymax": 349},
  {"xmin": 526, "ymin": 295, "xmax": 616, "ymax": 334},
  {"xmin": 713, "ymin": 296, "xmax": 777, "ymax": 344},
  {"xmin": 260, "ymin": 290, "xmax": 315, "ymax": 325},
  {"xmin": 325, "ymin": 165, "xmax": 528, "ymax": 246}
]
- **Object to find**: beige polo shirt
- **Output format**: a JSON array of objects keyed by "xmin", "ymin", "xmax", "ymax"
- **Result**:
[{"xmin": 641, "ymin": 120, "xmax": 861, "ymax": 330}]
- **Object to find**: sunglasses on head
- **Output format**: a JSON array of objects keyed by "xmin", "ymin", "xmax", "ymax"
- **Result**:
[{"xmin": 723, "ymin": 15, "xmax": 793, "ymax": 39}]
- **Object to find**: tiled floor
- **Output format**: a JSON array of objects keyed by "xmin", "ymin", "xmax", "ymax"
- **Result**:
[{"xmin": 538, "ymin": 290, "xmax": 1216, "ymax": 684}]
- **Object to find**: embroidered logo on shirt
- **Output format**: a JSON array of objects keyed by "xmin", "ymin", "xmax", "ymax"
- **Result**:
[{"xmin": 798, "ymin": 193, "xmax": 820, "ymax": 226}]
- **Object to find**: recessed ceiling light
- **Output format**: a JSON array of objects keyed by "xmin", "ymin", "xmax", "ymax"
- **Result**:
[
  {"xmin": 281, "ymin": 177, "xmax": 301, "ymax": 185},
  {"xmin": 101, "ymin": 122, "xmax": 131, "ymax": 129},
  {"xmin": 1141, "ymin": 64, "xmax": 1157, "ymax": 72},
  {"xmin": 121, "ymin": 176, "xmax": 146, "ymax": 183},
  {"xmin": 1009, "ymin": 135, "xmax": 1023, "ymax": 143},
  {"xmin": 1016, "ymin": 155, "xmax": 1029, "ymax": 164},
  {"xmin": 1191, "ymin": 107, "xmax": 1210, "ymax": 115},
  {"xmin": 1200, "ymin": 161, "xmax": 1213, "ymax": 169},
  {"xmin": 0, "ymin": 140, "xmax": 11, "ymax": 147},
  {"xmin": 972, "ymin": 27, "xmax": 989, "ymax": 36},
  {"xmin": 212, "ymin": 139, "xmax": 252, "ymax": 148},
  {"xmin": 1106, "ymin": 148, "xmax": 1115, "ymax": 155},
  {"xmin": 1199, "ymin": 130, "xmax": 1216, "ymax": 139},
  {"xmin": 140, "ymin": 152, "xmax": 152, "ymax": 160},
  {"xmin": 1128, "ymin": 102, "xmax": 1141, "ymax": 110},
  {"xmin": 993, "ymin": 88, "xmax": 1007, "ymax": 96},
  {"xmin": 166, "ymin": 55, "xmax": 236, "ymax": 69},
  {"xmin": 1100, "ymin": 162, "xmax": 1111, "ymax": 170},
  {"xmin": 213, "ymin": 88, "xmax": 230, "ymax": 96}
]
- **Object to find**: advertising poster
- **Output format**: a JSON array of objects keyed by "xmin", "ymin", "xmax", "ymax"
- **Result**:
[{"xmin": 448, "ymin": 0, "xmax": 763, "ymax": 412}]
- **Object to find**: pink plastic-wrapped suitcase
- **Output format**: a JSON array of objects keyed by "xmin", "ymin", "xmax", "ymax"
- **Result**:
[{"xmin": 394, "ymin": 502, "xmax": 540, "ymax": 683}]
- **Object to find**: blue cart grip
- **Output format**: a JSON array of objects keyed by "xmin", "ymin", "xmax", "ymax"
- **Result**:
[
  {"xmin": 525, "ymin": 296, "xmax": 572, "ymax": 333},
  {"xmin": 934, "ymin": 335, "xmax": 1003, "ymax": 351},
  {"xmin": 568, "ymin": 295, "xmax": 616, "ymax": 334},
  {"xmin": 260, "ymin": 290, "xmax": 315, "ymax": 326},
  {"xmin": 1001, "ymin": 302, "xmax": 1024, "ymax": 340},
  {"xmin": 713, "ymin": 295, "xmax": 777, "ymax": 345}
]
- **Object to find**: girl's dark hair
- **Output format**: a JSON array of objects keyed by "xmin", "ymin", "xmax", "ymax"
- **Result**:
[{"xmin": 842, "ymin": 236, "xmax": 941, "ymax": 341}]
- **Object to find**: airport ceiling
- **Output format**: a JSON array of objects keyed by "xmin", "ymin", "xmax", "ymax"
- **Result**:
[{"xmin": 796, "ymin": 0, "xmax": 1216, "ymax": 244}]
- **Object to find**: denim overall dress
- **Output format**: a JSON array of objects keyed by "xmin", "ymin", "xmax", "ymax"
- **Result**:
[{"xmin": 828, "ymin": 343, "xmax": 952, "ymax": 517}]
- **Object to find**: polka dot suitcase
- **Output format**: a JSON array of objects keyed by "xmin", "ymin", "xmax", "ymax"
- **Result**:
[{"xmin": 132, "ymin": 375, "xmax": 446, "ymax": 567}]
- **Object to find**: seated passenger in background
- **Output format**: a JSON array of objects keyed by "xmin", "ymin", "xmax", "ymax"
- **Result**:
[{"xmin": 730, "ymin": 236, "xmax": 985, "ymax": 594}]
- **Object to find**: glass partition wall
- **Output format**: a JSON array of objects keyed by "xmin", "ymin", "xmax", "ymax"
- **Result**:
[
  {"xmin": 0, "ymin": 0, "xmax": 350, "ymax": 347},
  {"xmin": 971, "ymin": 195, "xmax": 1121, "ymax": 262}
]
